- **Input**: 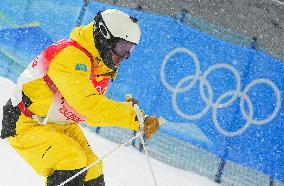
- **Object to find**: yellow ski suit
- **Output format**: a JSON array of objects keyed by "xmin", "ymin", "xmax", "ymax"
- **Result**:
[{"xmin": 7, "ymin": 21, "xmax": 140, "ymax": 182}]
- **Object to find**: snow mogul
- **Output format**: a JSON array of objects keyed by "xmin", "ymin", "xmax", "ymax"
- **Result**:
[{"xmin": 1, "ymin": 9, "xmax": 159, "ymax": 186}]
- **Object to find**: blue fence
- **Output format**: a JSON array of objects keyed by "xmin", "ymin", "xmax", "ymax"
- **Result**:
[{"xmin": 0, "ymin": 0, "xmax": 283, "ymax": 183}]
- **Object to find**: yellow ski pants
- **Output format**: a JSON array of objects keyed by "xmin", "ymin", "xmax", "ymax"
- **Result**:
[{"xmin": 8, "ymin": 114, "xmax": 103, "ymax": 182}]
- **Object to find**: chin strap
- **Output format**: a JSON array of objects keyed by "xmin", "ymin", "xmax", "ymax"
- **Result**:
[{"xmin": 95, "ymin": 67, "xmax": 117, "ymax": 82}]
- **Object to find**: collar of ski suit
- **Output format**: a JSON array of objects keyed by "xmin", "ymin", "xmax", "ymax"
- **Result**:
[{"xmin": 70, "ymin": 21, "xmax": 117, "ymax": 78}]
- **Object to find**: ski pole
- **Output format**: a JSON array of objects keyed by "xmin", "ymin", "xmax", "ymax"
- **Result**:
[
  {"xmin": 57, "ymin": 131, "xmax": 143, "ymax": 186},
  {"xmin": 127, "ymin": 94, "xmax": 165, "ymax": 186},
  {"xmin": 133, "ymin": 103, "xmax": 158, "ymax": 186}
]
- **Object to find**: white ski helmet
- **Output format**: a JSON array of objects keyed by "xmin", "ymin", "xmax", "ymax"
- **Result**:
[
  {"xmin": 93, "ymin": 9, "xmax": 141, "ymax": 70},
  {"xmin": 101, "ymin": 9, "xmax": 141, "ymax": 44}
]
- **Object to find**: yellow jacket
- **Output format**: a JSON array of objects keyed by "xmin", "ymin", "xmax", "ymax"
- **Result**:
[{"xmin": 22, "ymin": 22, "xmax": 140, "ymax": 132}]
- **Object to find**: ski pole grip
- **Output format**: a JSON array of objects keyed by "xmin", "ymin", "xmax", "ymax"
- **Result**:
[
  {"xmin": 134, "ymin": 104, "xmax": 145, "ymax": 128},
  {"xmin": 125, "ymin": 94, "xmax": 165, "ymax": 127},
  {"xmin": 125, "ymin": 94, "xmax": 144, "ymax": 127}
]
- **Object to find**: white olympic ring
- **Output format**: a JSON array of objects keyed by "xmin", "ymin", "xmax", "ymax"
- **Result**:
[
  {"xmin": 161, "ymin": 48, "xmax": 200, "ymax": 93},
  {"xmin": 172, "ymin": 75, "xmax": 212, "ymax": 120},
  {"xmin": 200, "ymin": 63, "xmax": 241, "ymax": 108},
  {"xmin": 240, "ymin": 78, "xmax": 282, "ymax": 125},
  {"xmin": 213, "ymin": 91, "xmax": 253, "ymax": 137},
  {"xmin": 161, "ymin": 48, "xmax": 282, "ymax": 137}
]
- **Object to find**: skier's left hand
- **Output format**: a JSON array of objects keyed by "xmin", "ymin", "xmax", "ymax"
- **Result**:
[
  {"xmin": 125, "ymin": 97, "xmax": 138, "ymax": 106},
  {"xmin": 143, "ymin": 116, "xmax": 159, "ymax": 139}
]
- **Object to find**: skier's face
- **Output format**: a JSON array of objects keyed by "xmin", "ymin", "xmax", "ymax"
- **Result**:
[
  {"xmin": 111, "ymin": 52, "xmax": 122, "ymax": 66},
  {"xmin": 93, "ymin": 18, "xmax": 137, "ymax": 70},
  {"xmin": 111, "ymin": 40, "xmax": 136, "ymax": 67}
]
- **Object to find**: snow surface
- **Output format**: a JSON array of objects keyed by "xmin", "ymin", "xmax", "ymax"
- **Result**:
[{"xmin": 0, "ymin": 76, "xmax": 218, "ymax": 186}]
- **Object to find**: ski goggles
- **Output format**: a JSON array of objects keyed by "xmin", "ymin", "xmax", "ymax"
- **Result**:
[{"xmin": 113, "ymin": 39, "xmax": 136, "ymax": 60}]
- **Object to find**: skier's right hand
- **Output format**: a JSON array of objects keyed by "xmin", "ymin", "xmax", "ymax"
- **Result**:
[{"xmin": 143, "ymin": 116, "xmax": 159, "ymax": 139}]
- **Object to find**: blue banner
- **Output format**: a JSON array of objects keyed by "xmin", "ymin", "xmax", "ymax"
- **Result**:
[{"xmin": 85, "ymin": 3, "xmax": 284, "ymax": 181}]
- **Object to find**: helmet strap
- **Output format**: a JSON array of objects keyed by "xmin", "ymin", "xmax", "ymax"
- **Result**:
[{"xmin": 93, "ymin": 16, "xmax": 118, "ymax": 70}]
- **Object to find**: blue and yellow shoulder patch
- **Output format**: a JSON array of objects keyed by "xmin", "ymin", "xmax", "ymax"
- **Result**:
[{"xmin": 75, "ymin": 64, "xmax": 88, "ymax": 72}]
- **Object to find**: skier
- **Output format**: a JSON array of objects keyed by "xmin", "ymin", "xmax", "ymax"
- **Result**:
[{"xmin": 1, "ymin": 9, "xmax": 160, "ymax": 186}]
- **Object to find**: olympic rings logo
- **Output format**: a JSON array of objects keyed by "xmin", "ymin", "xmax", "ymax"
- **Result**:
[{"xmin": 160, "ymin": 48, "xmax": 282, "ymax": 137}]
